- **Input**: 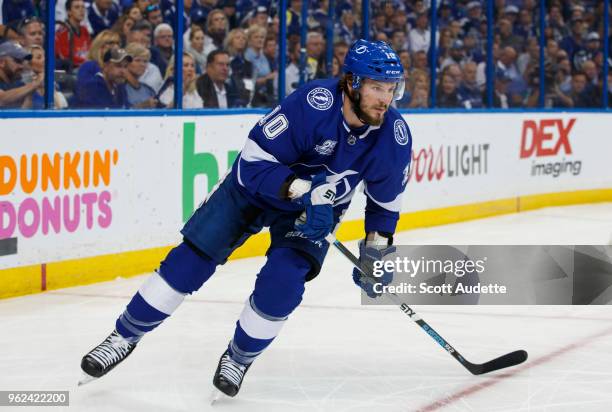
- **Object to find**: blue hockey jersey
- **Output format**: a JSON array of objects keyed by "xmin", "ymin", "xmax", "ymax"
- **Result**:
[{"xmin": 230, "ymin": 78, "xmax": 413, "ymax": 235}]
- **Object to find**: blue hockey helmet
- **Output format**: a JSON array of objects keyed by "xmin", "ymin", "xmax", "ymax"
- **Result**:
[{"xmin": 343, "ymin": 39, "xmax": 405, "ymax": 100}]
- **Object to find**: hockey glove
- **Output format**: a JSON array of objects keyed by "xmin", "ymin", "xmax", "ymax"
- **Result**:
[
  {"xmin": 353, "ymin": 240, "xmax": 396, "ymax": 298},
  {"xmin": 294, "ymin": 173, "xmax": 336, "ymax": 241}
]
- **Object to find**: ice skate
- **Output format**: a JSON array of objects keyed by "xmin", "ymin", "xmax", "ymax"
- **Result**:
[{"xmin": 79, "ymin": 330, "xmax": 137, "ymax": 385}]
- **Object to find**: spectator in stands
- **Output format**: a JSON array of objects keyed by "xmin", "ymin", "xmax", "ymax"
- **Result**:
[
  {"xmin": 502, "ymin": 5, "xmax": 520, "ymax": 25},
  {"xmin": 331, "ymin": 55, "xmax": 341, "ymax": 78},
  {"xmin": 405, "ymin": 69, "xmax": 430, "ymax": 109},
  {"xmin": 560, "ymin": 16, "xmax": 586, "ymax": 65},
  {"xmin": 333, "ymin": 40, "xmax": 349, "ymax": 66},
  {"xmin": 515, "ymin": 9, "xmax": 536, "ymax": 42},
  {"xmin": 127, "ymin": 20, "xmax": 163, "ymax": 92},
  {"xmin": 581, "ymin": 60, "xmax": 598, "ymax": 88},
  {"xmin": 263, "ymin": 36, "xmax": 277, "ymax": 72},
  {"xmin": 250, "ymin": 6, "xmax": 270, "ymax": 29},
  {"xmin": 305, "ymin": 31, "xmax": 325, "ymax": 78},
  {"xmin": 88, "ymin": 0, "xmax": 120, "ymax": 37},
  {"xmin": 284, "ymin": 40, "xmax": 302, "ymax": 95},
  {"xmin": 498, "ymin": 17, "xmax": 523, "ymax": 52},
  {"xmin": 0, "ymin": 21, "xmax": 21, "ymax": 43},
  {"xmin": 245, "ymin": 25, "xmax": 274, "ymax": 105},
  {"xmin": 144, "ymin": 4, "xmax": 164, "ymax": 29},
  {"xmin": 76, "ymin": 29, "xmax": 121, "ymax": 101},
  {"xmin": 55, "ymin": 0, "xmax": 92, "ymax": 72},
  {"xmin": 390, "ymin": 30, "xmax": 408, "ymax": 54},
  {"xmin": 203, "ymin": 9, "xmax": 228, "ymax": 57},
  {"xmin": 458, "ymin": 61, "xmax": 483, "ymax": 109},
  {"xmin": 18, "ymin": 17, "xmax": 43, "ymax": 48},
  {"xmin": 583, "ymin": 32, "xmax": 601, "ymax": 62},
  {"xmin": 556, "ymin": 57, "xmax": 573, "ymax": 94},
  {"xmin": 124, "ymin": 42, "xmax": 157, "ymax": 108},
  {"xmin": 547, "ymin": 5, "xmax": 569, "ymax": 42},
  {"xmin": 152, "ymin": 23, "xmax": 173, "ymax": 75},
  {"xmin": 22, "ymin": 45, "xmax": 68, "ymax": 109},
  {"xmin": 517, "ymin": 37, "xmax": 539, "ymax": 76},
  {"xmin": 0, "ymin": 41, "xmax": 41, "ymax": 108},
  {"xmin": 413, "ymin": 49, "xmax": 428, "ymax": 71},
  {"xmin": 163, "ymin": 0, "xmax": 192, "ymax": 32},
  {"xmin": 134, "ymin": 0, "xmax": 151, "ymax": 14},
  {"xmin": 557, "ymin": 72, "xmax": 597, "ymax": 108},
  {"xmin": 398, "ymin": 49, "xmax": 411, "ymax": 74},
  {"xmin": 186, "ymin": 25, "xmax": 206, "ymax": 71},
  {"xmin": 335, "ymin": 10, "xmax": 360, "ymax": 46},
  {"xmin": 191, "ymin": 0, "xmax": 218, "ymax": 28},
  {"xmin": 437, "ymin": 28, "xmax": 453, "ymax": 62},
  {"xmin": 371, "ymin": 13, "xmax": 389, "ymax": 40},
  {"xmin": 462, "ymin": 1, "xmax": 484, "ymax": 36},
  {"xmin": 77, "ymin": 47, "xmax": 131, "ymax": 108},
  {"xmin": 225, "ymin": 28, "xmax": 252, "ymax": 80},
  {"xmin": 196, "ymin": 49, "xmax": 248, "ymax": 108},
  {"xmin": 389, "ymin": 9, "xmax": 408, "ymax": 34},
  {"xmin": 219, "ymin": 0, "xmax": 238, "ymax": 30},
  {"xmin": 127, "ymin": 5, "xmax": 143, "ymax": 22},
  {"xmin": 112, "ymin": 15, "xmax": 136, "ymax": 47},
  {"xmin": 491, "ymin": 68, "xmax": 511, "ymax": 108},
  {"xmin": 465, "ymin": 34, "xmax": 485, "ymax": 63},
  {"xmin": 1, "ymin": 0, "xmax": 35, "ymax": 25},
  {"xmin": 440, "ymin": 39, "xmax": 468, "ymax": 70},
  {"xmin": 409, "ymin": 12, "xmax": 438, "ymax": 54},
  {"xmin": 286, "ymin": 0, "xmax": 302, "ymax": 38},
  {"xmin": 158, "ymin": 51, "xmax": 203, "ymax": 108}
]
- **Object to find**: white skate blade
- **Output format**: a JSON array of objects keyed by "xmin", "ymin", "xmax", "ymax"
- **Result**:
[
  {"xmin": 209, "ymin": 389, "xmax": 223, "ymax": 405},
  {"xmin": 77, "ymin": 372, "xmax": 97, "ymax": 386}
]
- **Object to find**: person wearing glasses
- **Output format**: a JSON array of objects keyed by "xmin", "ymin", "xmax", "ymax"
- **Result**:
[
  {"xmin": 55, "ymin": 0, "xmax": 92, "ymax": 71},
  {"xmin": 144, "ymin": 4, "xmax": 164, "ymax": 28},
  {"xmin": 87, "ymin": 0, "xmax": 120, "ymax": 37},
  {"xmin": 151, "ymin": 22, "xmax": 173, "ymax": 75}
]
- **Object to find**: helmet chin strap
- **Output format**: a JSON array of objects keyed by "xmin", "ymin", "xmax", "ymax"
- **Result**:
[{"xmin": 347, "ymin": 84, "xmax": 369, "ymax": 126}]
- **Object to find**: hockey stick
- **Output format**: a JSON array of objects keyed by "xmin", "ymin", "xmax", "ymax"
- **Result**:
[{"xmin": 326, "ymin": 234, "xmax": 528, "ymax": 375}]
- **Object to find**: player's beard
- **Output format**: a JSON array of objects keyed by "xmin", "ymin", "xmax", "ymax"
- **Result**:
[
  {"xmin": 359, "ymin": 102, "xmax": 388, "ymax": 126},
  {"xmin": 348, "ymin": 88, "xmax": 388, "ymax": 127}
]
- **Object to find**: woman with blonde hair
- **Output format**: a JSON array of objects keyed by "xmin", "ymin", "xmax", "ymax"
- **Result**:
[
  {"xmin": 76, "ymin": 30, "xmax": 121, "ymax": 102},
  {"xmin": 124, "ymin": 42, "xmax": 158, "ymax": 108},
  {"xmin": 111, "ymin": 15, "xmax": 136, "ymax": 46},
  {"xmin": 185, "ymin": 25, "xmax": 207, "ymax": 71},
  {"xmin": 245, "ymin": 25, "xmax": 275, "ymax": 106},
  {"xmin": 225, "ymin": 28, "xmax": 252, "ymax": 79},
  {"xmin": 158, "ymin": 52, "xmax": 203, "ymax": 108}
]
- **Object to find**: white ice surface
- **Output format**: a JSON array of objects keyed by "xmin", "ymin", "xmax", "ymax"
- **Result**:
[{"xmin": 2, "ymin": 203, "xmax": 612, "ymax": 412}]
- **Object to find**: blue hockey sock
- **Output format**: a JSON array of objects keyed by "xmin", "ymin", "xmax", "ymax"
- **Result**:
[
  {"xmin": 116, "ymin": 241, "xmax": 217, "ymax": 341},
  {"xmin": 228, "ymin": 248, "xmax": 311, "ymax": 364}
]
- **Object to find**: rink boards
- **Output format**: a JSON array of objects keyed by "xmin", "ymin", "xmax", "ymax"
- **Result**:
[{"xmin": 1, "ymin": 111, "xmax": 611, "ymax": 298}]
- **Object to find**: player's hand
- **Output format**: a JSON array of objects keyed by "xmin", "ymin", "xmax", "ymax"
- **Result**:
[
  {"xmin": 352, "ymin": 240, "xmax": 396, "ymax": 298},
  {"xmin": 294, "ymin": 173, "xmax": 336, "ymax": 241}
]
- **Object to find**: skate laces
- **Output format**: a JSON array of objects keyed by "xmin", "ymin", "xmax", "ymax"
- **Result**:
[
  {"xmin": 219, "ymin": 353, "xmax": 247, "ymax": 387},
  {"xmin": 88, "ymin": 331, "xmax": 133, "ymax": 369}
]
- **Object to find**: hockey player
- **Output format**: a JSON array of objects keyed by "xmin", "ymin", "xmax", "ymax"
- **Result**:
[{"xmin": 80, "ymin": 39, "xmax": 413, "ymax": 397}]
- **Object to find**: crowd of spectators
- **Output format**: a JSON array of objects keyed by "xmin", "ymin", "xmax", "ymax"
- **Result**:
[{"xmin": 0, "ymin": 0, "xmax": 610, "ymax": 109}]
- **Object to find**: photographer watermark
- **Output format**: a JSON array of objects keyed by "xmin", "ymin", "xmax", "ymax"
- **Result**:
[{"xmin": 360, "ymin": 245, "xmax": 612, "ymax": 305}]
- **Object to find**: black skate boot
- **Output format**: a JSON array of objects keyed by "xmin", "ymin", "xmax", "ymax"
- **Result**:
[
  {"xmin": 79, "ymin": 330, "xmax": 137, "ymax": 385},
  {"xmin": 212, "ymin": 349, "xmax": 252, "ymax": 397}
]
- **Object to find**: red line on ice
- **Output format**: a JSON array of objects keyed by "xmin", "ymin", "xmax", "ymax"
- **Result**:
[{"xmin": 416, "ymin": 326, "xmax": 612, "ymax": 412}]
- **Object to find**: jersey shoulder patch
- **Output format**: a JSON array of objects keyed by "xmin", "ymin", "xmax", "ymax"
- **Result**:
[
  {"xmin": 306, "ymin": 87, "xmax": 334, "ymax": 110},
  {"xmin": 393, "ymin": 119, "xmax": 410, "ymax": 146}
]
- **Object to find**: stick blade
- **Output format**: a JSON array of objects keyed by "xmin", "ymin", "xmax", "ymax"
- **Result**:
[{"xmin": 469, "ymin": 350, "xmax": 528, "ymax": 375}]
